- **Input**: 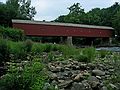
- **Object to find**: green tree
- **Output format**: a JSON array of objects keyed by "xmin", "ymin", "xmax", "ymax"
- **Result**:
[
  {"xmin": 55, "ymin": 3, "xmax": 85, "ymax": 24},
  {"xmin": 86, "ymin": 8, "xmax": 102, "ymax": 25},
  {"xmin": 6, "ymin": 0, "xmax": 36, "ymax": 20},
  {"xmin": 0, "ymin": 2, "xmax": 12, "ymax": 26},
  {"xmin": 68, "ymin": 3, "xmax": 84, "ymax": 15},
  {"xmin": 0, "ymin": 0, "xmax": 36, "ymax": 26},
  {"xmin": 101, "ymin": 2, "xmax": 120, "ymax": 26},
  {"xmin": 112, "ymin": 10, "xmax": 120, "ymax": 38}
]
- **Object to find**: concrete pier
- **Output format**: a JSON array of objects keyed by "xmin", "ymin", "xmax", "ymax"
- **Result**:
[{"xmin": 67, "ymin": 36, "xmax": 73, "ymax": 46}]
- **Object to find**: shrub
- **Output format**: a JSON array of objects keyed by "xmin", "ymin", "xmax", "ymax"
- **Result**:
[
  {"xmin": 52, "ymin": 44, "xmax": 59, "ymax": 51},
  {"xmin": 44, "ymin": 44, "xmax": 53, "ymax": 52},
  {"xmin": 47, "ymin": 52, "xmax": 55, "ymax": 62},
  {"xmin": 75, "ymin": 54, "xmax": 89, "ymax": 62},
  {"xmin": 0, "ymin": 39, "xmax": 9, "ymax": 65},
  {"xmin": 99, "ymin": 50, "xmax": 108, "ymax": 58},
  {"xmin": 58, "ymin": 45, "xmax": 79, "ymax": 57},
  {"xmin": 0, "ymin": 59, "xmax": 47, "ymax": 90},
  {"xmin": 82, "ymin": 47, "xmax": 96, "ymax": 61},
  {"xmin": 0, "ymin": 26, "xmax": 24, "ymax": 41},
  {"xmin": 32, "ymin": 43, "xmax": 45, "ymax": 54},
  {"xmin": 24, "ymin": 39, "xmax": 33, "ymax": 53},
  {"xmin": 8, "ymin": 41, "xmax": 26, "ymax": 61}
]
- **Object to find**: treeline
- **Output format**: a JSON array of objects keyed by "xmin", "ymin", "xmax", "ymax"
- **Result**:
[
  {"xmin": 0, "ymin": 0, "xmax": 36, "ymax": 27},
  {"xmin": 55, "ymin": 2, "xmax": 120, "ymax": 39}
]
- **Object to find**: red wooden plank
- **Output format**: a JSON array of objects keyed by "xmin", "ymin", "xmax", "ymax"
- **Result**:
[{"xmin": 13, "ymin": 23, "xmax": 113, "ymax": 37}]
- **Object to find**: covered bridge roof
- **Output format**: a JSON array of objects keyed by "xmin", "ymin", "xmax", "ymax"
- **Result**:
[{"xmin": 12, "ymin": 20, "xmax": 113, "ymax": 30}]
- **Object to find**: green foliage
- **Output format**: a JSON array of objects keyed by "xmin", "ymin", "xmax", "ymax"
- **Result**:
[
  {"xmin": 75, "ymin": 47, "xmax": 96, "ymax": 63},
  {"xmin": 7, "ymin": 0, "xmax": 36, "ymax": 19},
  {"xmin": 51, "ymin": 44, "xmax": 60, "ymax": 51},
  {"xmin": 82, "ymin": 47, "xmax": 96, "ymax": 61},
  {"xmin": 32, "ymin": 43, "xmax": 58, "ymax": 54},
  {"xmin": 0, "ymin": 2, "xmax": 11, "ymax": 27},
  {"xmin": 99, "ymin": 50, "xmax": 108, "ymax": 58},
  {"xmin": 55, "ymin": 3, "xmax": 85, "ymax": 24},
  {"xmin": 47, "ymin": 52, "xmax": 55, "ymax": 62},
  {"xmin": 112, "ymin": 10, "xmax": 120, "ymax": 38},
  {"xmin": 58, "ymin": 45, "xmax": 80, "ymax": 57},
  {"xmin": 44, "ymin": 44, "xmax": 53, "ymax": 52},
  {"xmin": 0, "ymin": 0, "xmax": 36, "ymax": 26},
  {"xmin": 0, "ymin": 59, "xmax": 47, "ymax": 90},
  {"xmin": 32, "ymin": 43, "xmax": 44, "ymax": 54},
  {"xmin": 0, "ymin": 39, "xmax": 9, "ymax": 64},
  {"xmin": 24, "ymin": 39, "xmax": 33, "ymax": 52},
  {"xmin": 75, "ymin": 54, "xmax": 89, "ymax": 62},
  {"xmin": 55, "ymin": 2, "xmax": 120, "ymax": 38},
  {"xmin": 8, "ymin": 41, "xmax": 26, "ymax": 61},
  {"xmin": 0, "ymin": 26, "xmax": 24, "ymax": 41}
]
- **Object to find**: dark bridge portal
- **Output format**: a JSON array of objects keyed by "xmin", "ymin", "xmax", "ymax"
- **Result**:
[{"xmin": 12, "ymin": 20, "xmax": 114, "ymax": 45}]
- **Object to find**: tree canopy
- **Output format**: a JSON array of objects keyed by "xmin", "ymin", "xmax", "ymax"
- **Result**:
[
  {"xmin": 55, "ymin": 2, "xmax": 120, "ymax": 38},
  {"xmin": 0, "ymin": 0, "xmax": 36, "ymax": 26}
]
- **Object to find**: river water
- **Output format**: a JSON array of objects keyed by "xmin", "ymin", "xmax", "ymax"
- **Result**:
[{"xmin": 96, "ymin": 47, "xmax": 120, "ymax": 52}]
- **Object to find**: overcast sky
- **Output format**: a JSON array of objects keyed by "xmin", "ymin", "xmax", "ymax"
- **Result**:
[{"xmin": 0, "ymin": 0, "xmax": 120, "ymax": 21}]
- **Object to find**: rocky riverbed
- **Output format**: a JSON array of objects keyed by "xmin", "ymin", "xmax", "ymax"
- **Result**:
[{"xmin": 43, "ymin": 59, "xmax": 120, "ymax": 90}]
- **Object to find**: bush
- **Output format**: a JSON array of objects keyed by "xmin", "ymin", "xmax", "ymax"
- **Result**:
[
  {"xmin": 52, "ymin": 44, "xmax": 60, "ymax": 51},
  {"xmin": 32, "ymin": 43, "xmax": 45, "ymax": 54},
  {"xmin": 0, "ymin": 39, "xmax": 9, "ymax": 65},
  {"xmin": 58, "ymin": 45, "xmax": 79, "ymax": 57},
  {"xmin": 82, "ymin": 47, "xmax": 96, "ymax": 61},
  {"xmin": 32, "ymin": 43, "xmax": 61, "ymax": 54},
  {"xmin": 75, "ymin": 54, "xmax": 89, "ymax": 62},
  {"xmin": 0, "ymin": 59, "xmax": 47, "ymax": 90},
  {"xmin": 99, "ymin": 50, "xmax": 108, "ymax": 58},
  {"xmin": 8, "ymin": 41, "xmax": 26, "ymax": 61},
  {"xmin": 24, "ymin": 39, "xmax": 33, "ymax": 53},
  {"xmin": 44, "ymin": 44, "xmax": 53, "ymax": 52},
  {"xmin": 0, "ymin": 26, "xmax": 24, "ymax": 41}
]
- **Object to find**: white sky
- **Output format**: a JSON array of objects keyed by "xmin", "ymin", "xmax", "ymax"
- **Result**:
[{"xmin": 0, "ymin": 0, "xmax": 120, "ymax": 21}]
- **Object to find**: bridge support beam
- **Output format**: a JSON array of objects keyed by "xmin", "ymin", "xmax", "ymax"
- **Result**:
[{"xmin": 67, "ymin": 36, "xmax": 73, "ymax": 46}]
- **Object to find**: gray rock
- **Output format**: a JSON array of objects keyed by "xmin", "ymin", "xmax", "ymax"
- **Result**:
[
  {"xmin": 109, "ymin": 69, "xmax": 115, "ymax": 72},
  {"xmin": 96, "ymin": 76, "xmax": 102, "ymax": 80},
  {"xmin": 59, "ymin": 89, "xmax": 65, "ymax": 90},
  {"xmin": 88, "ymin": 63, "xmax": 95, "ymax": 69},
  {"xmin": 65, "ymin": 64, "xmax": 72, "ymax": 68},
  {"xmin": 72, "ymin": 65, "xmax": 80, "ymax": 70},
  {"xmin": 56, "ymin": 66, "xmax": 63, "ymax": 72},
  {"xmin": 101, "ymin": 86, "xmax": 108, "ymax": 90},
  {"xmin": 88, "ymin": 76, "xmax": 99, "ymax": 88},
  {"xmin": 92, "ymin": 69, "xmax": 105, "ymax": 76},
  {"xmin": 58, "ymin": 80, "xmax": 65, "ymax": 83},
  {"xmin": 49, "ymin": 73, "xmax": 57, "ymax": 80},
  {"xmin": 49, "ymin": 65, "xmax": 56, "ymax": 72},
  {"xmin": 43, "ymin": 83, "xmax": 50, "ymax": 90},
  {"xmin": 109, "ymin": 83, "xmax": 118, "ymax": 89},
  {"xmin": 74, "ymin": 73, "xmax": 83, "ymax": 81},
  {"xmin": 71, "ymin": 82, "xmax": 85, "ymax": 90},
  {"xmin": 82, "ymin": 80, "xmax": 92, "ymax": 90},
  {"xmin": 65, "ymin": 67, "xmax": 70, "ymax": 71},
  {"xmin": 58, "ymin": 80, "xmax": 73, "ymax": 88},
  {"xmin": 80, "ymin": 64, "xmax": 87, "ymax": 70},
  {"xmin": 51, "ymin": 80, "xmax": 58, "ymax": 85}
]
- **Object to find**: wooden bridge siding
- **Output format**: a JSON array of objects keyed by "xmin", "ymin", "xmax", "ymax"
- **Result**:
[{"xmin": 13, "ymin": 23, "xmax": 113, "ymax": 37}]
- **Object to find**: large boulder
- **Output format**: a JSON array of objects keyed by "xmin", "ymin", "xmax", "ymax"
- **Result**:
[{"xmin": 92, "ymin": 69, "xmax": 105, "ymax": 76}]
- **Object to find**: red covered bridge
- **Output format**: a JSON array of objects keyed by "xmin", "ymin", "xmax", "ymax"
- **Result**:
[{"xmin": 12, "ymin": 19, "xmax": 114, "ymax": 45}]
